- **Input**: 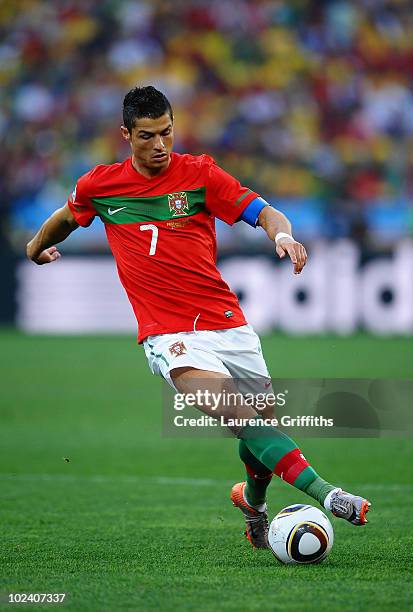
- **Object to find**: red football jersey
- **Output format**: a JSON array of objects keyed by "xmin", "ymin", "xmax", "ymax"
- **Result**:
[{"xmin": 67, "ymin": 152, "xmax": 258, "ymax": 342}]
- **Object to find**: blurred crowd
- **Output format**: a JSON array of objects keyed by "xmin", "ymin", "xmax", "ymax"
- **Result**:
[{"xmin": 1, "ymin": 0, "xmax": 413, "ymax": 251}]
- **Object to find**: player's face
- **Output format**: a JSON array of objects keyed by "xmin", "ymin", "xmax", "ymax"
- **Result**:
[{"xmin": 121, "ymin": 113, "xmax": 174, "ymax": 176}]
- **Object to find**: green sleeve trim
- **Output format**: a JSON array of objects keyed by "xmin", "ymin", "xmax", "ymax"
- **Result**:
[{"xmin": 235, "ymin": 189, "xmax": 253, "ymax": 206}]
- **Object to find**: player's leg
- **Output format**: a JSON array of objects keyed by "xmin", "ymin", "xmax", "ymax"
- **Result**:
[
  {"xmin": 169, "ymin": 369, "xmax": 333, "ymax": 533},
  {"xmin": 170, "ymin": 365, "xmax": 271, "ymax": 548},
  {"xmin": 237, "ymin": 421, "xmax": 369, "ymax": 524},
  {"xmin": 144, "ymin": 330, "xmax": 272, "ymax": 516},
  {"xmin": 210, "ymin": 325, "xmax": 277, "ymax": 517},
  {"xmin": 229, "ymin": 441, "xmax": 273, "ymax": 548},
  {"xmin": 170, "ymin": 365, "xmax": 370, "ymax": 527},
  {"xmin": 144, "ymin": 332, "xmax": 274, "ymax": 547},
  {"xmin": 215, "ymin": 325, "xmax": 371, "ymax": 526},
  {"xmin": 238, "ymin": 439, "xmax": 273, "ymax": 508}
]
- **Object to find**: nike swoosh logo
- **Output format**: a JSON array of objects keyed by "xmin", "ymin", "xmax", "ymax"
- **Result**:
[{"xmin": 108, "ymin": 206, "xmax": 127, "ymax": 216}]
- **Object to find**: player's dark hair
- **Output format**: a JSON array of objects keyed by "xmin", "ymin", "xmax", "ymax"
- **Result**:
[{"xmin": 123, "ymin": 86, "xmax": 173, "ymax": 133}]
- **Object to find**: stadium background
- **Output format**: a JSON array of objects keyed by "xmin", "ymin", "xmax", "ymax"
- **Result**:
[
  {"xmin": 1, "ymin": 1, "xmax": 413, "ymax": 610},
  {"xmin": 1, "ymin": 0, "xmax": 413, "ymax": 332}
]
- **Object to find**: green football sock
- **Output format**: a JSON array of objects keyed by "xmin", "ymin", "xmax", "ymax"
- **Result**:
[
  {"xmin": 239, "ymin": 422, "xmax": 335, "ymax": 506},
  {"xmin": 303, "ymin": 476, "xmax": 336, "ymax": 507},
  {"xmin": 239, "ymin": 439, "xmax": 272, "ymax": 507}
]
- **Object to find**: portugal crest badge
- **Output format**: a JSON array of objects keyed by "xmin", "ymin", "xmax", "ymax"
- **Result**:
[
  {"xmin": 168, "ymin": 192, "xmax": 189, "ymax": 216},
  {"xmin": 169, "ymin": 341, "xmax": 187, "ymax": 357}
]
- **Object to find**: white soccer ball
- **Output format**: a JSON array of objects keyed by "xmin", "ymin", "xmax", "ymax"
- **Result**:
[{"xmin": 268, "ymin": 504, "xmax": 334, "ymax": 565}]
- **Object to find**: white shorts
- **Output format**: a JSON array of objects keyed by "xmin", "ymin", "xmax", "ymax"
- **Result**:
[{"xmin": 143, "ymin": 324, "xmax": 271, "ymax": 394}]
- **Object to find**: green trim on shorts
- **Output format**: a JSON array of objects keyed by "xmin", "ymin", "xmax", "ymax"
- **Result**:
[
  {"xmin": 146, "ymin": 341, "xmax": 170, "ymax": 367},
  {"xmin": 155, "ymin": 353, "xmax": 169, "ymax": 367}
]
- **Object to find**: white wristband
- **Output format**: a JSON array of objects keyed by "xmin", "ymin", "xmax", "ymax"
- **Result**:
[{"xmin": 275, "ymin": 232, "xmax": 293, "ymax": 244}]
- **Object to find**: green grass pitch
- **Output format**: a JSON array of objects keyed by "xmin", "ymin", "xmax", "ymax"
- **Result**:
[{"xmin": 1, "ymin": 331, "xmax": 412, "ymax": 611}]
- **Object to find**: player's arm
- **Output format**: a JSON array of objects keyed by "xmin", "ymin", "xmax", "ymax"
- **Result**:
[
  {"xmin": 204, "ymin": 158, "xmax": 307, "ymax": 275},
  {"xmin": 257, "ymin": 204, "xmax": 307, "ymax": 275},
  {"xmin": 239, "ymin": 197, "xmax": 307, "ymax": 275},
  {"xmin": 26, "ymin": 204, "xmax": 79, "ymax": 265}
]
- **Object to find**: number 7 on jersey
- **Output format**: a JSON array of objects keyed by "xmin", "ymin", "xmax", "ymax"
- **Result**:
[{"xmin": 140, "ymin": 224, "xmax": 158, "ymax": 256}]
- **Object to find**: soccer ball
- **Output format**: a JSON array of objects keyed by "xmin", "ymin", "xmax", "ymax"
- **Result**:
[{"xmin": 268, "ymin": 504, "xmax": 334, "ymax": 565}]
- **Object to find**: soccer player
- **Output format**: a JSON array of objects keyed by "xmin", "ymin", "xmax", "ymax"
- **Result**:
[{"xmin": 27, "ymin": 86, "xmax": 370, "ymax": 548}]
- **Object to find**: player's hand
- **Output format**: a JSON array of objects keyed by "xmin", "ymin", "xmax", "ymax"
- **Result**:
[
  {"xmin": 32, "ymin": 246, "xmax": 61, "ymax": 265},
  {"xmin": 276, "ymin": 238, "xmax": 307, "ymax": 274}
]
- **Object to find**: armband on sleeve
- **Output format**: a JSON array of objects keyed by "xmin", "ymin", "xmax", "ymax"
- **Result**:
[{"xmin": 240, "ymin": 197, "xmax": 269, "ymax": 227}]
